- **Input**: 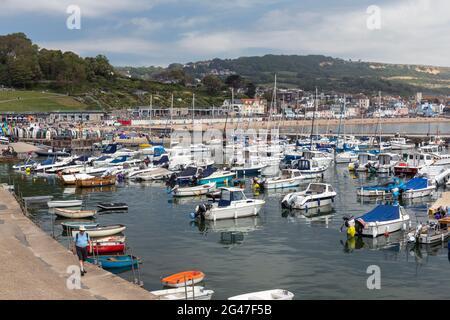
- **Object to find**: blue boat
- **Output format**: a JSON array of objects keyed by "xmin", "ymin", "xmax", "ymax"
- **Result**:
[
  {"xmin": 356, "ymin": 178, "xmax": 404, "ymax": 197},
  {"xmin": 198, "ymin": 168, "xmax": 235, "ymax": 185},
  {"xmin": 86, "ymin": 255, "xmax": 141, "ymax": 269}
]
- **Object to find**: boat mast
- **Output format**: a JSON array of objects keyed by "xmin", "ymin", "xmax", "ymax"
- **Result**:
[
  {"xmin": 378, "ymin": 91, "xmax": 382, "ymax": 152},
  {"xmin": 310, "ymin": 87, "xmax": 318, "ymax": 149},
  {"xmin": 336, "ymin": 94, "xmax": 346, "ymax": 153},
  {"xmin": 149, "ymin": 94, "xmax": 153, "ymax": 139},
  {"xmin": 170, "ymin": 93, "xmax": 174, "ymax": 134}
]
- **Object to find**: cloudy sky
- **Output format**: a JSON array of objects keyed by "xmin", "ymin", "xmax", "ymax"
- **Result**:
[{"xmin": 1, "ymin": 0, "xmax": 449, "ymax": 67}]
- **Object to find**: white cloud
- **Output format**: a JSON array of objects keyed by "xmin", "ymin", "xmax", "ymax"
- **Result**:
[
  {"xmin": 39, "ymin": 37, "xmax": 162, "ymax": 55},
  {"xmin": 0, "ymin": 0, "xmax": 164, "ymax": 17},
  {"xmin": 176, "ymin": 0, "xmax": 450, "ymax": 66}
]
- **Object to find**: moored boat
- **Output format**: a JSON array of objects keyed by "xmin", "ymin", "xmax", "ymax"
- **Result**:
[
  {"xmin": 72, "ymin": 224, "xmax": 126, "ymax": 238},
  {"xmin": 97, "ymin": 202, "xmax": 128, "ymax": 211},
  {"xmin": 161, "ymin": 270, "xmax": 205, "ymax": 288},
  {"xmin": 171, "ymin": 182, "xmax": 216, "ymax": 197},
  {"xmin": 76, "ymin": 175, "xmax": 116, "ymax": 188},
  {"xmin": 150, "ymin": 286, "xmax": 214, "ymax": 300},
  {"xmin": 261, "ymin": 169, "xmax": 304, "ymax": 189},
  {"xmin": 86, "ymin": 255, "xmax": 140, "ymax": 269},
  {"xmin": 401, "ymin": 177, "xmax": 435, "ymax": 199},
  {"xmin": 47, "ymin": 199, "xmax": 83, "ymax": 208},
  {"xmin": 228, "ymin": 289, "xmax": 294, "ymax": 300},
  {"xmin": 192, "ymin": 188, "xmax": 265, "ymax": 221},
  {"xmin": 54, "ymin": 208, "xmax": 96, "ymax": 219},
  {"xmin": 281, "ymin": 183, "xmax": 336, "ymax": 210}
]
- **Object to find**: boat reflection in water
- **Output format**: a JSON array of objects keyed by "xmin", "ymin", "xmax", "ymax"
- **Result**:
[
  {"xmin": 171, "ymin": 195, "xmax": 207, "ymax": 205},
  {"xmin": 75, "ymin": 185, "xmax": 117, "ymax": 195},
  {"xmin": 341, "ymin": 230, "xmax": 406, "ymax": 254},
  {"xmin": 192, "ymin": 216, "xmax": 263, "ymax": 247},
  {"xmin": 282, "ymin": 205, "xmax": 334, "ymax": 228},
  {"xmin": 407, "ymin": 241, "xmax": 449, "ymax": 265}
]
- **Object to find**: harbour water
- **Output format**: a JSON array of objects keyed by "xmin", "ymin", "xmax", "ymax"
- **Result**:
[{"xmin": 2, "ymin": 161, "xmax": 450, "ymax": 300}]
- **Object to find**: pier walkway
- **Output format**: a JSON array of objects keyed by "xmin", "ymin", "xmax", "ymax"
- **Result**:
[{"xmin": 0, "ymin": 187, "xmax": 155, "ymax": 300}]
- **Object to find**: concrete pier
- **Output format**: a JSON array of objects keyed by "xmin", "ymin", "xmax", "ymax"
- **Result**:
[{"xmin": 0, "ymin": 187, "xmax": 156, "ymax": 300}]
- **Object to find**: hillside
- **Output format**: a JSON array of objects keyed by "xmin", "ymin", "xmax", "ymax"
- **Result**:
[
  {"xmin": 121, "ymin": 55, "xmax": 450, "ymax": 96},
  {"xmin": 0, "ymin": 90, "xmax": 91, "ymax": 112}
]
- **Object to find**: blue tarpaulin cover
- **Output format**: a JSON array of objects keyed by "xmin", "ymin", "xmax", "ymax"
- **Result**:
[
  {"xmin": 357, "ymin": 205, "xmax": 400, "ymax": 222},
  {"xmin": 404, "ymin": 177, "xmax": 428, "ymax": 190}
]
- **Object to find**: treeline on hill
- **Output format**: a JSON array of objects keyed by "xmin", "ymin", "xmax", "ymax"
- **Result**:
[{"xmin": 0, "ymin": 33, "xmax": 115, "ymax": 93}]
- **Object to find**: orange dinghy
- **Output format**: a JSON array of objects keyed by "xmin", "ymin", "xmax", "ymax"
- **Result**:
[{"xmin": 161, "ymin": 271, "xmax": 205, "ymax": 288}]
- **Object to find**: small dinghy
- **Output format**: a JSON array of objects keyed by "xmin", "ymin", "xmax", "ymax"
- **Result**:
[
  {"xmin": 407, "ymin": 221, "xmax": 449, "ymax": 244},
  {"xmin": 72, "ymin": 224, "xmax": 126, "ymax": 238},
  {"xmin": 47, "ymin": 200, "xmax": 83, "ymax": 208},
  {"xmin": 151, "ymin": 286, "xmax": 214, "ymax": 300},
  {"xmin": 97, "ymin": 202, "xmax": 128, "ymax": 211},
  {"xmin": 228, "ymin": 289, "xmax": 294, "ymax": 300},
  {"xmin": 86, "ymin": 255, "xmax": 140, "ymax": 269},
  {"xmin": 92, "ymin": 235, "xmax": 126, "ymax": 243},
  {"xmin": 54, "ymin": 208, "xmax": 96, "ymax": 219},
  {"xmin": 161, "ymin": 270, "xmax": 205, "ymax": 288},
  {"xmin": 76, "ymin": 175, "xmax": 116, "ymax": 188},
  {"xmin": 88, "ymin": 241, "xmax": 126, "ymax": 254},
  {"xmin": 61, "ymin": 221, "xmax": 99, "ymax": 230},
  {"xmin": 171, "ymin": 182, "xmax": 216, "ymax": 197}
]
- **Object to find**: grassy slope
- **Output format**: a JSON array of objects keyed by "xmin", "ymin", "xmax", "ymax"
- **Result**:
[{"xmin": 0, "ymin": 90, "xmax": 93, "ymax": 112}]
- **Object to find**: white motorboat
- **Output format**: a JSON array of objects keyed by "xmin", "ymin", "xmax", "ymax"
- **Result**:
[
  {"xmin": 353, "ymin": 153, "xmax": 378, "ymax": 172},
  {"xmin": 292, "ymin": 159, "xmax": 327, "ymax": 178},
  {"xmin": 394, "ymin": 152, "xmax": 436, "ymax": 176},
  {"xmin": 261, "ymin": 169, "xmax": 304, "ymax": 189},
  {"xmin": 150, "ymin": 286, "xmax": 214, "ymax": 300},
  {"xmin": 192, "ymin": 188, "xmax": 265, "ymax": 221},
  {"xmin": 54, "ymin": 208, "xmax": 96, "ymax": 219},
  {"xmin": 281, "ymin": 183, "xmax": 336, "ymax": 210},
  {"xmin": 335, "ymin": 151, "xmax": 358, "ymax": 164},
  {"xmin": 171, "ymin": 182, "xmax": 216, "ymax": 197},
  {"xmin": 344, "ymin": 204, "xmax": 410, "ymax": 238},
  {"xmin": 47, "ymin": 200, "xmax": 83, "ymax": 208},
  {"xmin": 133, "ymin": 168, "xmax": 172, "ymax": 181},
  {"xmin": 228, "ymin": 289, "xmax": 294, "ymax": 300},
  {"xmin": 389, "ymin": 137, "xmax": 415, "ymax": 150}
]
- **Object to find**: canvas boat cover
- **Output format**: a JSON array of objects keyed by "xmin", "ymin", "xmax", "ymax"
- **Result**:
[
  {"xmin": 357, "ymin": 205, "xmax": 400, "ymax": 223},
  {"xmin": 403, "ymin": 177, "xmax": 428, "ymax": 191}
]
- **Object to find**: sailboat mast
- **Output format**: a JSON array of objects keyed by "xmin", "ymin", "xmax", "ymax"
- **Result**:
[{"xmin": 310, "ymin": 87, "xmax": 318, "ymax": 149}]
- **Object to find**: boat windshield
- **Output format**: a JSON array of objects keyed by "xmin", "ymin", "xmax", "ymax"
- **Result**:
[{"xmin": 306, "ymin": 184, "xmax": 326, "ymax": 194}]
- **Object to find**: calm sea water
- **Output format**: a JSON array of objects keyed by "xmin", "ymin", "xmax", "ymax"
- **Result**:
[{"xmin": 2, "ymin": 160, "xmax": 450, "ymax": 300}]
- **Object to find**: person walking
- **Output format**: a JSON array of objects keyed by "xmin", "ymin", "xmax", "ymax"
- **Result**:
[{"xmin": 73, "ymin": 226, "xmax": 92, "ymax": 276}]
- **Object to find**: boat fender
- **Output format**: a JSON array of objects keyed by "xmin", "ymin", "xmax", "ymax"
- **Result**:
[{"xmin": 347, "ymin": 226, "xmax": 356, "ymax": 238}]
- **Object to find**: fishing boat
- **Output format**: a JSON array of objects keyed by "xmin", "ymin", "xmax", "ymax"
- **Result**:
[
  {"xmin": 72, "ymin": 224, "xmax": 126, "ymax": 238},
  {"xmin": 374, "ymin": 153, "xmax": 401, "ymax": 174},
  {"xmin": 389, "ymin": 137, "xmax": 415, "ymax": 150},
  {"xmin": 228, "ymin": 289, "xmax": 294, "ymax": 300},
  {"xmin": 260, "ymin": 169, "xmax": 304, "ymax": 189},
  {"xmin": 54, "ymin": 208, "xmax": 96, "ymax": 219},
  {"xmin": 171, "ymin": 182, "xmax": 216, "ymax": 197},
  {"xmin": 75, "ymin": 175, "xmax": 116, "ymax": 188},
  {"xmin": 356, "ymin": 179, "xmax": 404, "ymax": 198},
  {"xmin": 197, "ymin": 170, "xmax": 235, "ymax": 185},
  {"xmin": 47, "ymin": 199, "xmax": 83, "ymax": 208},
  {"xmin": 86, "ymin": 255, "xmax": 140, "ymax": 269},
  {"xmin": 192, "ymin": 188, "xmax": 265, "ymax": 221},
  {"xmin": 61, "ymin": 221, "xmax": 99, "ymax": 230},
  {"xmin": 343, "ymin": 204, "xmax": 410, "ymax": 238},
  {"xmin": 88, "ymin": 241, "xmax": 126, "ymax": 254},
  {"xmin": 150, "ymin": 286, "xmax": 214, "ymax": 300},
  {"xmin": 281, "ymin": 183, "xmax": 337, "ymax": 210},
  {"xmin": 407, "ymin": 221, "xmax": 449, "ymax": 244},
  {"xmin": 393, "ymin": 152, "xmax": 435, "ymax": 176},
  {"xmin": 97, "ymin": 202, "xmax": 128, "ymax": 211},
  {"xmin": 401, "ymin": 177, "xmax": 435, "ymax": 199},
  {"xmin": 161, "ymin": 271, "xmax": 205, "ymax": 288}
]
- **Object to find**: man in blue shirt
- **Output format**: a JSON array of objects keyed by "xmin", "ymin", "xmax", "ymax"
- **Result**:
[{"xmin": 72, "ymin": 226, "xmax": 92, "ymax": 276}]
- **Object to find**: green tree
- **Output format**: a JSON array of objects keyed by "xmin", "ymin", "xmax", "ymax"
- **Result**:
[{"xmin": 202, "ymin": 74, "xmax": 223, "ymax": 94}]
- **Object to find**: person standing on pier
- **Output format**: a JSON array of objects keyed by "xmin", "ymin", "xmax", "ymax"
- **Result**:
[{"xmin": 72, "ymin": 226, "xmax": 92, "ymax": 276}]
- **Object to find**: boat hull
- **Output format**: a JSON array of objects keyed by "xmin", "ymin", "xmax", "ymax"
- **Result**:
[
  {"xmin": 172, "ymin": 183, "xmax": 216, "ymax": 197},
  {"xmin": 205, "ymin": 200, "xmax": 265, "ymax": 221}
]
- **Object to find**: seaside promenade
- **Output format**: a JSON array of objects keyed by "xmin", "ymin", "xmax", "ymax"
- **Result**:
[{"xmin": 0, "ymin": 187, "xmax": 155, "ymax": 300}]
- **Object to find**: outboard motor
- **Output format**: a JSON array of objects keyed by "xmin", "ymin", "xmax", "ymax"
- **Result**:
[{"xmin": 191, "ymin": 203, "xmax": 212, "ymax": 221}]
